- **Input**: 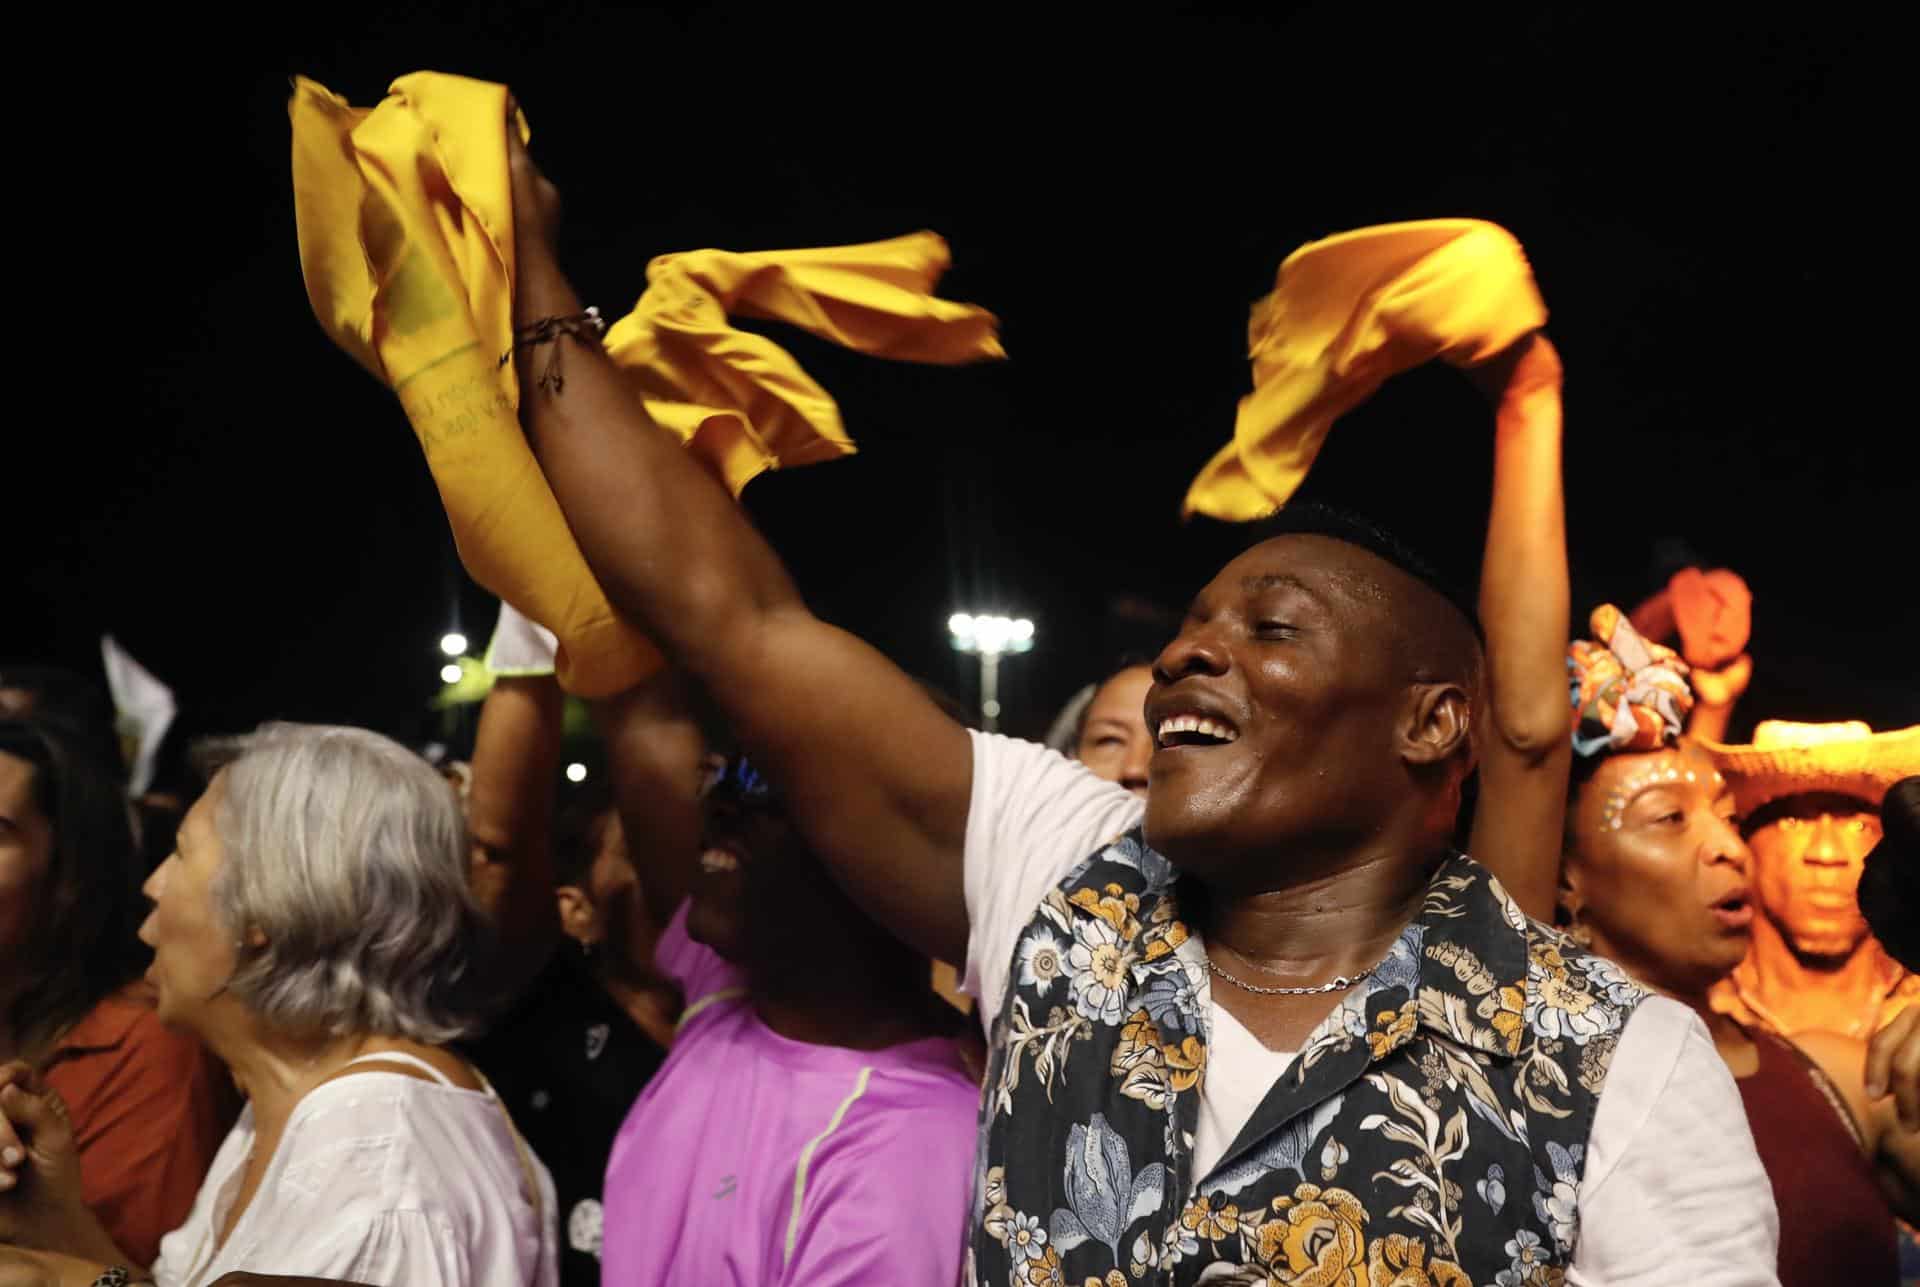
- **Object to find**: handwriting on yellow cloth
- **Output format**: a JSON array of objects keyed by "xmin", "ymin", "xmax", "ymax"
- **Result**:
[
  {"xmin": 291, "ymin": 72, "xmax": 1004, "ymax": 695},
  {"xmin": 1184, "ymin": 219, "xmax": 1545, "ymax": 521}
]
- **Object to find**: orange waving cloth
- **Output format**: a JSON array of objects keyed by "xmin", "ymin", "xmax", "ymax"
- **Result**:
[
  {"xmin": 1184, "ymin": 219, "xmax": 1546, "ymax": 520},
  {"xmin": 290, "ymin": 72, "xmax": 1004, "ymax": 695}
]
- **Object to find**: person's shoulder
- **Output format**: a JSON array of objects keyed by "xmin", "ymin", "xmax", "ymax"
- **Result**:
[
  {"xmin": 283, "ymin": 1079, "xmax": 530, "ymax": 1211},
  {"xmin": 1598, "ymin": 996, "xmax": 1738, "ymax": 1123},
  {"xmin": 1613, "ymin": 992, "xmax": 1711, "ymax": 1055},
  {"xmin": 1511, "ymin": 916, "xmax": 1659, "ymax": 1052},
  {"xmin": 862, "ymin": 1038, "xmax": 985, "ymax": 1102},
  {"xmin": 1522, "ymin": 916, "xmax": 1655, "ymax": 1005},
  {"xmin": 292, "ymin": 1065, "xmax": 494, "ymax": 1149},
  {"xmin": 815, "ymin": 1046, "xmax": 977, "ymax": 1162},
  {"xmin": 802, "ymin": 1060, "xmax": 977, "ymax": 1184}
]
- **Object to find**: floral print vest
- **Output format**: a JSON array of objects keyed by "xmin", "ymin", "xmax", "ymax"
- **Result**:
[{"xmin": 969, "ymin": 832, "xmax": 1649, "ymax": 1287}]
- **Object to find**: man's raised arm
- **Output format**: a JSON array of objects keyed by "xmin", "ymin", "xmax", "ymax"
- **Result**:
[{"xmin": 505, "ymin": 127, "xmax": 975, "ymax": 966}]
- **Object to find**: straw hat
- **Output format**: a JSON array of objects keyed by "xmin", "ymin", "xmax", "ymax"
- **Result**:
[{"xmin": 1703, "ymin": 721, "xmax": 1920, "ymax": 816}]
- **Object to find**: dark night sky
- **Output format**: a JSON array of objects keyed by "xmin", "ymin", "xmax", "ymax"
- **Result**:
[{"xmin": 12, "ymin": 7, "xmax": 1915, "ymax": 766}]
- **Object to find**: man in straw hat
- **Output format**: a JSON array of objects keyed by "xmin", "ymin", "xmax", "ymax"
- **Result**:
[{"xmin": 1706, "ymin": 721, "xmax": 1920, "ymax": 1040}]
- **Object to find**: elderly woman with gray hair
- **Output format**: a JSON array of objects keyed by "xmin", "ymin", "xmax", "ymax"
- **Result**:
[{"xmin": 0, "ymin": 723, "xmax": 557, "ymax": 1287}]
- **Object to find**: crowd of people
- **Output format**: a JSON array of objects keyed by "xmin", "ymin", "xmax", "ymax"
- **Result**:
[{"xmin": 2, "ymin": 95, "xmax": 1917, "ymax": 1287}]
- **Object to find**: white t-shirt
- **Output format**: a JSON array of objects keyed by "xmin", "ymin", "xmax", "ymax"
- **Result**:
[
  {"xmin": 1195, "ymin": 1006, "xmax": 1296, "ymax": 1179},
  {"xmin": 960, "ymin": 731, "xmax": 1780, "ymax": 1287},
  {"xmin": 152, "ymin": 1053, "xmax": 559, "ymax": 1287}
]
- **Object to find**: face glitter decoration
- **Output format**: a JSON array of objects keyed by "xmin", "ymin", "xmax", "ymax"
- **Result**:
[{"xmin": 1599, "ymin": 763, "xmax": 1710, "ymax": 832}]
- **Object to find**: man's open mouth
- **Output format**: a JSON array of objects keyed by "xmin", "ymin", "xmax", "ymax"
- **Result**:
[
  {"xmin": 1155, "ymin": 715, "xmax": 1240, "ymax": 749},
  {"xmin": 699, "ymin": 846, "xmax": 744, "ymax": 874}
]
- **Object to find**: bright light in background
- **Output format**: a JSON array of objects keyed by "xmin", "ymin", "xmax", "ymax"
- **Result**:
[
  {"xmin": 440, "ymin": 632, "xmax": 469, "ymax": 657},
  {"xmin": 946, "ymin": 613, "xmax": 1035, "ymax": 655},
  {"xmin": 440, "ymin": 663, "xmax": 464, "ymax": 685},
  {"xmin": 566, "ymin": 762, "xmax": 589, "ymax": 783},
  {"xmin": 947, "ymin": 611, "xmax": 1036, "ymax": 733}
]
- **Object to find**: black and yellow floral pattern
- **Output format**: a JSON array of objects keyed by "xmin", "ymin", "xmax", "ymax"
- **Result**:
[{"xmin": 970, "ymin": 834, "xmax": 1648, "ymax": 1286}]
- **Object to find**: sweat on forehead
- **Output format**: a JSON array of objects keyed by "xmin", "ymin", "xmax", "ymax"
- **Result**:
[{"xmin": 1239, "ymin": 565, "xmax": 1391, "ymax": 609}]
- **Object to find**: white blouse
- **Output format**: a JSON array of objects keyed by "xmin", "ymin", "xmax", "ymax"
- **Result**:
[{"xmin": 152, "ymin": 1052, "xmax": 558, "ymax": 1287}]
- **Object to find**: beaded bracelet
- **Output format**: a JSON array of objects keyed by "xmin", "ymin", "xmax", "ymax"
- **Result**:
[{"xmin": 500, "ymin": 306, "xmax": 607, "ymax": 397}]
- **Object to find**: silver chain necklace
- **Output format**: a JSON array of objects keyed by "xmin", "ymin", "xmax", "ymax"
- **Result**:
[{"xmin": 1205, "ymin": 955, "xmax": 1380, "ymax": 996}]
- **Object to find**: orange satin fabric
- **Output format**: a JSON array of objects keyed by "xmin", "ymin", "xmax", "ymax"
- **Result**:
[{"xmin": 1186, "ymin": 219, "xmax": 1546, "ymax": 520}]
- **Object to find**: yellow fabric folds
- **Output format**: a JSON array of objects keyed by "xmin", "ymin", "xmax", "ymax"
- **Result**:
[
  {"xmin": 606, "ymin": 236, "xmax": 1004, "ymax": 494},
  {"xmin": 1185, "ymin": 219, "xmax": 1547, "ymax": 520},
  {"xmin": 290, "ymin": 72, "xmax": 1003, "ymax": 695}
]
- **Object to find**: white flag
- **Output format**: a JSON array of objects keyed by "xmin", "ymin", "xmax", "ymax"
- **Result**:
[{"xmin": 100, "ymin": 635, "xmax": 177, "ymax": 796}]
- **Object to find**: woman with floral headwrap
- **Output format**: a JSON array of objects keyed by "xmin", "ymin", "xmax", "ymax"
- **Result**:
[
  {"xmin": 1554, "ymin": 609, "xmax": 1919, "ymax": 1284},
  {"xmin": 1465, "ymin": 352, "xmax": 1918, "ymax": 1282}
]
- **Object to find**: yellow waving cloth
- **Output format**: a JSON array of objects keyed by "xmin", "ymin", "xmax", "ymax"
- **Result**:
[
  {"xmin": 1184, "ymin": 219, "xmax": 1547, "ymax": 520},
  {"xmin": 606, "ymin": 235, "xmax": 1003, "ymax": 494},
  {"xmin": 290, "ymin": 72, "xmax": 1004, "ymax": 695}
]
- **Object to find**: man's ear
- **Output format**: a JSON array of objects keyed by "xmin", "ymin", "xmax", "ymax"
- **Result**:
[
  {"xmin": 1401, "ymin": 681, "xmax": 1474, "ymax": 769},
  {"xmin": 556, "ymin": 885, "xmax": 600, "ymax": 946}
]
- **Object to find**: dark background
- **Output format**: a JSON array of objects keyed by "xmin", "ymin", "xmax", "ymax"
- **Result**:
[{"xmin": 11, "ymin": 7, "xmax": 1914, "ymax": 768}]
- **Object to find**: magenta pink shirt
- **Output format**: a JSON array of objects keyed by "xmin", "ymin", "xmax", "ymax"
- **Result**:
[{"xmin": 602, "ymin": 904, "xmax": 979, "ymax": 1285}]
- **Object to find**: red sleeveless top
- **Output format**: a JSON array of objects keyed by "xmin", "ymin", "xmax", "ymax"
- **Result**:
[{"xmin": 1737, "ymin": 1028, "xmax": 1896, "ymax": 1287}]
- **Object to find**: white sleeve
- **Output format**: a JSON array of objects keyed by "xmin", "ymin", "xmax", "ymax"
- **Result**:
[
  {"xmin": 1569, "ymin": 997, "xmax": 1780, "ymax": 1286},
  {"xmin": 483, "ymin": 600, "xmax": 559, "ymax": 676},
  {"xmin": 961, "ymin": 730, "xmax": 1144, "ymax": 1034}
]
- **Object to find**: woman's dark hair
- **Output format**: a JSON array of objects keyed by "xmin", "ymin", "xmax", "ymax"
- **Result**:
[
  {"xmin": 0, "ymin": 665, "xmax": 126, "ymax": 778},
  {"xmin": 0, "ymin": 716, "xmax": 148, "ymax": 1054},
  {"xmin": 1553, "ymin": 748, "xmax": 1615, "ymax": 909},
  {"xmin": 1567, "ymin": 743, "xmax": 1609, "ymax": 793}
]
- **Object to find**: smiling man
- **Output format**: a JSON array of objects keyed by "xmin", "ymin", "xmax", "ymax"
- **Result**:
[{"xmin": 496, "ymin": 131, "xmax": 1776, "ymax": 1284}]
